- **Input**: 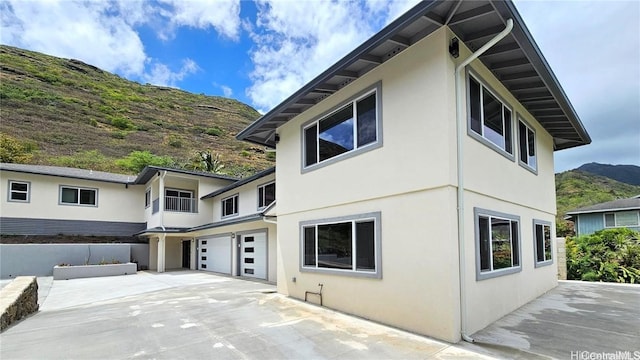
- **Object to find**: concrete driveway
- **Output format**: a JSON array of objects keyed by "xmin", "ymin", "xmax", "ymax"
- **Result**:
[{"xmin": 0, "ymin": 271, "xmax": 491, "ymax": 359}]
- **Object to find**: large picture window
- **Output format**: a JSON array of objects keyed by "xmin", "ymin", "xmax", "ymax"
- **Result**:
[
  {"xmin": 518, "ymin": 119, "xmax": 537, "ymax": 172},
  {"xmin": 468, "ymin": 74, "xmax": 513, "ymax": 157},
  {"xmin": 604, "ymin": 211, "xmax": 639, "ymax": 227},
  {"xmin": 60, "ymin": 186, "xmax": 97, "ymax": 206},
  {"xmin": 165, "ymin": 189, "xmax": 195, "ymax": 213},
  {"xmin": 301, "ymin": 212, "xmax": 381, "ymax": 278},
  {"xmin": 257, "ymin": 182, "xmax": 275, "ymax": 209},
  {"xmin": 303, "ymin": 85, "xmax": 380, "ymax": 170},
  {"xmin": 533, "ymin": 220, "xmax": 553, "ymax": 267},
  {"xmin": 222, "ymin": 194, "xmax": 238, "ymax": 217},
  {"xmin": 474, "ymin": 208, "xmax": 521, "ymax": 280},
  {"xmin": 8, "ymin": 180, "xmax": 30, "ymax": 202}
]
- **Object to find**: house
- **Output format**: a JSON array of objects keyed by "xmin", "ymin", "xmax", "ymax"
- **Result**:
[
  {"xmin": 565, "ymin": 196, "xmax": 640, "ymax": 236},
  {"xmin": 237, "ymin": 0, "xmax": 590, "ymax": 343},
  {"xmin": 0, "ymin": 163, "xmax": 277, "ymax": 282}
]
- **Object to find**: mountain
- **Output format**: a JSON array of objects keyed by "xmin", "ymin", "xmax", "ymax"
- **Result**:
[
  {"xmin": 0, "ymin": 45, "xmax": 273, "ymax": 176},
  {"xmin": 555, "ymin": 169, "xmax": 640, "ymax": 236},
  {"xmin": 576, "ymin": 163, "xmax": 640, "ymax": 186}
]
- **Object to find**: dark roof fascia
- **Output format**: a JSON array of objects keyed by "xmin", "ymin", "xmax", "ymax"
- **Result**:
[
  {"xmin": 0, "ymin": 163, "xmax": 134, "ymax": 185},
  {"xmin": 236, "ymin": 0, "xmax": 441, "ymax": 145},
  {"xmin": 201, "ymin": 167, "xmax": 275, "ymax": 200},
  {"xmin": 187, "ymin": 214, "xmax": 264, "ymax": 232},
  {"xmin": 134, "ymin": 227, "xmax": 190, "ymax": 236},
  {"xmin": 135, "ymin": 166, "xmax": 239, "ymax": 185},
  {"xmin": 493, "ymin": 1, "xmax": 591, "ymax": 148}
]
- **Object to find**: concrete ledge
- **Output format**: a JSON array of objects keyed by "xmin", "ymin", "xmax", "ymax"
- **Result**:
[
  {"xmin": 1, "ymin": 276, "xmax": 39, "ymax": 332},
  {"xmin": 53, "ymin": 263, "xmax": 137, "ymax": 280}
]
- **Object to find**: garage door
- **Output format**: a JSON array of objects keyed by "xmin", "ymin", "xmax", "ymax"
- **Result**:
[
  {"xmin": 240, "ymin": 233, "xmax": 267, "ymax": 279},
  {"xmin": 198, "ymin": 236, "xmax": 231, "ymax": 274}
]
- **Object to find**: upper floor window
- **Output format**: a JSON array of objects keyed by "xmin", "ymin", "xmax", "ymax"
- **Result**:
[
  {"xmin": 165, "ymin": 189, "xmax": 196, "ymax": 213},
  {"xmin": 60, "ymin": 186, "xmax": 97, "ymax": 206},
  {"xmin": 474, "ymin": 208, "xmax": 521, "ymax": 280},
  {"xmin": 258, "ymin": 182, "xmax": 275, "ymax": 209},
  {"xmin": 468, "ymin": 74, "xmax": 513, "ymax": 157},
  {"xmin": 301, "ymin": 212, "xmax": 381, "ymax": 278},
  {"xmin": 605, "ymin": 211, "xmax": 639, "ymax": 227},
  {"xmin": 518, "ymin": 119, "xmax": 537, "ymax": 172},
  {"xmin": 145, "ymin": 188, "xmax": 151, "ymax": 208},
  {"xmin": 8, "ymin": 181, "xmax": 30, "ymax": 202},
  {"xmin": 222, "ymin": 194, "xmax": 238, "ymax": 217},
  {"xmin": 534, "ymin": 220, "xmax": 553, "ymax": 267},
  {"xmin": 303, "ymin": 84, "xmax": 381, "ymax": 171}
]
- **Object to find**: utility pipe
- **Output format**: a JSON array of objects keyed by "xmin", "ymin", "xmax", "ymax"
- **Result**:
[{"xmin": 454, "ymin": 18, "xmax": 513, "ymax": 343}]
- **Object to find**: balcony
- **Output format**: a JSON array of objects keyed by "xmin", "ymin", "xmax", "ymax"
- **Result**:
[{"xmin": 165, "ymin": 196, "xmax": 198, "ymax": 213}]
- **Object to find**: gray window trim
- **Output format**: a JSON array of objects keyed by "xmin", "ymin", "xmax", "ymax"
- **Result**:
[
  {"xmin": 7, "ymin": 180, "xmax": 31, "ymax": 203},
  {"xmin": 533, "ymin": 219, "xmax": 553, "ymax": 268},
  {"xmin": 604, "ymin": 211, "xmax": 640, "ymax": 228},
  {"xmin": 145, "ymin": 187, "xmax": 151, "ymax": 208},
  {"xmin": 58, "ymin": 185, "xmax": 98, "ymax": 207},
  {"xmin": 466, "ymin": 69, "xmax": 516, "ymax": 162},
  {"xmin": 221, "ymin": 193, "xmax": 239, "ymax": 218},
  {"xmin": 300, "ymin": 81, "xmax": 383, "ymax": 174},
  {"xmin": 474, "ymin": 207, "xmax": 522, "ymax": 280},
  {"xmin": 299, "ymin": 211, "xmax": 382, "ymax": 279},
  {"xmin": 256, "ymin": 180, "xmax": 275, "ymax": 211},
  {"xmin": 517, "ymin": 115, "xmax": 539, "ymax": 175}
]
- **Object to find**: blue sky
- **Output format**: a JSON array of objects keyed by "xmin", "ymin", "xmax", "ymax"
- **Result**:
[{"xmin": 1, "ymin": 0, "xmax": 638, "ymax": 172}]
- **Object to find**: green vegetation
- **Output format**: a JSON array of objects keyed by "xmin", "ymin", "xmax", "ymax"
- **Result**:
[
  {"xmin": 115, "ymin": 151, "xmax": 175, "ymax": 173},
  {"xmin": 566, "ymin": 228, "xmax": 640, "ymax": 283},
  {"xmin": 0, "ymin": 45, "xmax": 274, "ymax": 177},
  {"xmin": 555, "ymin": 170, "xmax": 640, "ymax": 236}
]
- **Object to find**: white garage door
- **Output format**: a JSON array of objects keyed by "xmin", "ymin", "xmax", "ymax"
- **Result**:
[
  {"xmin": 198, "ymin": 236, "xmax": 231, "ymax": 274},
  {"xmin": 240, "ymin": 232, "xmax": 267, "ymax": 280}
]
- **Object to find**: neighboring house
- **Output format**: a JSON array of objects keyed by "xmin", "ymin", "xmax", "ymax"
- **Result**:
[
  {"xmin": 237, "ymin": 0, "xmax": 590, "ymax": 343},
  {"xmin": 566, "ymin": 196, "xmax": 640, "ymax": 236},
  {"xmin": 0, "ymin": 163, "xmax": 278, "ymax": 282}
]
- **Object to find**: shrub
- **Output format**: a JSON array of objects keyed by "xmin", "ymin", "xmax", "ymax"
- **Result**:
[
  {"xmin": 115, "ymin": 150, "xmax": 175, "ymax": 173},
  {"xmin": 0, "ymin": 133, "xmax": 37, "ymax": 163},
  {"xmin": 205, "ymin": 126, "xmax": 223, "ymax": 136},
  {"xmin": 167, "ymin": 134, "xmax": 182, "ymax": 148},
  {"xmin": 51, "ymin": 150, "xmax": 113, "ymax": 172},
  {"xmin": 566, "ymin": 228, "xmax": 640, "ymax": 283},
  {"xmin": 109, "ymin": 115, "xmax": 134, "ymax": 130}
]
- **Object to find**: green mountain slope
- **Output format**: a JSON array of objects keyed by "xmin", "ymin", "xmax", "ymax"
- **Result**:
[
  {"xmin": 0, "ymin": 45, "xmax": 273, "ymax": 176},
  {"xmin": 555, "ymin": 170, "xmax": 640, "ymax": 235},
  {"xmin": 577, "ymin": 163, "xmax": 640, "ymax": 186}
]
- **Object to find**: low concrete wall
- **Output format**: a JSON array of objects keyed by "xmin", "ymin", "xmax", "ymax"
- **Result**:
[
  {"xmin": 0, "ymin": 276, "xmax": 38, "ymax": 332},
  {"xmin": 557, "ymin": 237, "xmax": 567, "ymax": 280},
  {"xmin": 0, "ymin": 244, "xmax": 149, "ymax": 279},
  {"xmin": 53, "ymin": 263, "xmax": 137, "ymax": 280}
]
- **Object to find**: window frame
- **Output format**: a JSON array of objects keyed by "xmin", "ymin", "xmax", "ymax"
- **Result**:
[
  {"xmin": 145, "ymin": 187, "xmax": 151, "ymax": 208},
  {"xmin": 474, "ymin": 207, "xmax": 522, "ymax": 280},
  {"xmin": 221, "ymin": 193, "xmax": 239, "ymax": 218},
  {"xmin": 604, "ymin": 211, "xmax": 640, "ymax": 228},
  {"xmin": 518, "ymin": 117, "xmax": 538, "ymax": 174},
  {"xmin": 59, "ymin": 185, "xmax": 98, "ymax": 207},
  {"xmin": 299, "ymin": 211, "xmax": 382, "ymax": 278},
  {"xmin": 533, "ymin": 219, "xmax": 553, "ymax": 268},
  {"xmin": 301, "ymin": 82, "xmax": 383, "ymax": 173},
  {"xmin": 257, "ymin": 181, "xmax": 275, "ymax": 210},
  {"xmin": 8, "ymin": 180, "xmax": 30, "ymax": 203},
  {"xmin": 466, "ymin": 70, "xmax": 515, "ymax": 161}
]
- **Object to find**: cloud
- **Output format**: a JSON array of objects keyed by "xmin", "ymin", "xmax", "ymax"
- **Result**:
[
  {"xmin": 143, "ymin": 59, "xmax": 200, "ymax": 87},
  {"xmin": 245, "ymin": 0, "xmax": 419, "ymax": 113},
  {"xmin": 221, "ymin": 85, "xmax": 233, "ymax": 97},
  {"xmin": 156, "ymin": 0, "xmax": 241, "ymax": 41}
]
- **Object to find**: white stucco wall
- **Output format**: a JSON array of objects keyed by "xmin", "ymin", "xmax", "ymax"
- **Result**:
[
  {"xmin": 1, "ymin": 170, "xmax": 144, "ymax": 223},
  {"xmin": 210, "ymin": 172, "xmax": 276, "ymax": 222}
]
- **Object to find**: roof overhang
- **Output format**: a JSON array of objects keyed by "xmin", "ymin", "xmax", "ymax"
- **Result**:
[{"xmin": 237, "ymin": 0, "xmax": 591, "ymax": 151}]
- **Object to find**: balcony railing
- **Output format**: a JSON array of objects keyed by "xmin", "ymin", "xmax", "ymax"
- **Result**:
[{"xmin": 165, "ymin": 196, "xmax": 197, "ymax": 213}]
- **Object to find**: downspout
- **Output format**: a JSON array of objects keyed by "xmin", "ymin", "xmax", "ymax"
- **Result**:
[
  {"xmin": 159, "ymin": 170, "xmax": 167, "ymax": 231},
  {"xmin": 262, "ymin": 216, "xmax": 277, "ymax": 224},
  {"xmin": 455, "ymin": 18, "xmax": 513, "ymax": 343}
]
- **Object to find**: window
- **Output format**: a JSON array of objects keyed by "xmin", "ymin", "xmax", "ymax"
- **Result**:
[
  {"xmin": 60, "ymin": 186, "xmax": 97, "ymax": 206},
  {"xmin": 145, "ymin": 188, "xmax": 151, "ymax": 208},
  {"xmin": 300, "ymin": 212, "xmax": 381, "ymax": 278},
  {"xmin": 604, "ymin": 211, "xmax": 640, "ymax": 227},
  {"xmin": 518, "ymin": 119, "xmax": 537, "ymax": 171},
  {"xmin": 258, "ymin": 182, "xmax": 275, "ymax": 209},
  {"xmin": 8, "ymin": 181, "xmax": 30, "ymax": 202},
  {"xmin": 534, "ymin": 220, "xmax": 553, "ymax": 267},
  {"xmin": 303, "ymin": 85, "xmax": 381, "ymax": 170},
  {"xmin": 165, "ymin": 189, "xmax": 195, "ymax": 213},
  {"xmin": 474, "ymin": 208, "xmax": 521, "ymax": 280},
  {"xmin": 222, "ymin": 194, "xmax": 238, "ymax": 217},
  {"xmin": 468, "ymin": 74, "xmax": 513, "ymax": 156}
]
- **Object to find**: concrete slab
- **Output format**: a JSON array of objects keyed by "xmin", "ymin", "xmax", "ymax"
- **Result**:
[
  {"xmin": 462, "ymin": 281, "xmax": 640, "ymax": 359},
  {"xmin": 0, "ymin": 271, "xmax": 491, "ymax": 359}
]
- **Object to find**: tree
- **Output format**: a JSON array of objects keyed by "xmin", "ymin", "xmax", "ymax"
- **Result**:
[
  {"xmin": 0, "ymin": 133, "xmax": 36, "ymax": 163},
  {"xmin": 189, "ymin": 150, "xmax": 225, "ymax": 173}
]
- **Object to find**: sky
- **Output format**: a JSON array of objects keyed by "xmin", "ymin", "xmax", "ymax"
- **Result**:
[{"xmin": 1, "ymin": 0, "xmax": 638, "ymax": 173}]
